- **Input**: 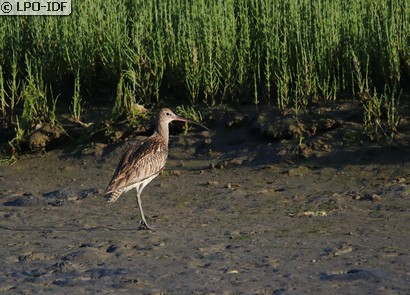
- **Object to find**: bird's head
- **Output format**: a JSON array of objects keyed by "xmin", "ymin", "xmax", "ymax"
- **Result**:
[{"xmin": 158, "ymin": 108, "xmax": 211, "ymax": 132}]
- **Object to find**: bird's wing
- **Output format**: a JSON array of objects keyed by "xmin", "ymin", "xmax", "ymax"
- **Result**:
[{"xmin": 105, "ymin": 135, "xmax": 168, "ymax": 194}]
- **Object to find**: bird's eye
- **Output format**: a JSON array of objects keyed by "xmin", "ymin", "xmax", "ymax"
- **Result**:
[{"xmin": 166, "ymin": 112, "xmax": 170, "ymax": 116}]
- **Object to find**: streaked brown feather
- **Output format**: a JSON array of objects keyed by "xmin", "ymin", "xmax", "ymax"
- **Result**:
[{"xmin": 105, "ymin": 133, "xmax": 168, "ymax": 199}]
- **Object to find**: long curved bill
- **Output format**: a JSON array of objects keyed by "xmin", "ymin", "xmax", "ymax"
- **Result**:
[{"xmin": 174, "ymin": 115, "xmax": 212, "ymax": 133}]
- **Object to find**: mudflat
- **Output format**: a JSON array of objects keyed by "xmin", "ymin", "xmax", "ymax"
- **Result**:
[{"xmin": 1, "ymin": 104, "xmax": 409, "ymax": 294}]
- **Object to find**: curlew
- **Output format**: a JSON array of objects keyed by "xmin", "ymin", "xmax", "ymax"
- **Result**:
[{"xmin": 105, "ymin": 108, "xmax": 211, "ymax": 230}]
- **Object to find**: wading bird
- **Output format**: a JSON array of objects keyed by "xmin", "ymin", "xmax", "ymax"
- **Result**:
[{"xmin": 105, "ymin": 108, "xmax": 211, "ymax": 230}]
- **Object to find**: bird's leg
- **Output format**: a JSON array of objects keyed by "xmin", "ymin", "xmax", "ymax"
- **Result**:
[{"xmin": 136, "ymin": 192, "xmax": 152, "ymax": 230}]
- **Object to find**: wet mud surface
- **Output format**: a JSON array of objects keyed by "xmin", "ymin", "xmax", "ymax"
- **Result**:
[{"xmin": 1, "ymin": 103, "xmax": 410, "ymax": 294}]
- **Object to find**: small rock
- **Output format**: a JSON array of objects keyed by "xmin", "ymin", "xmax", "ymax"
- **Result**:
[
  {"xmin": 106, "ymin": 245, "xmax": 117, "ymax": 253},
  {"xmin": 230, "ymin": 158, "xmax": 244, "ymax": 166},
  {"xmin": 226, "ymin": 112, "xmax": 248, "ymax": 128},
  {"xmin": 211, "ymin": 161, "xmax": 227, "ymax": 169},
  {"xmin": 226, "ymin": 182, "xmax": 240, "ymax": 190},
  {"xmin": 288, "ymin": 166, "xmax": 311, "ymax": 176},
  {"xmin": 320, "ymin": 269, "xmax": 380, "ymax": 282},
  {"xmin": 170, "ymin": 170, "xmax": 182, "ymax": 175},
  {"xmin": 42, "ymin": 188, "xmax": 98, "ymax": 206},
  {"xmin": 334, "ymin": 244, "xmax": 354, "ymax": 256},
  {"xmin": 301, "ymin": 210, "xmax": 328, "ymax": 217},
  {"xmin": 370, "ymin": 193, "xmax": 382, "ymax": 202},
  {"xmin": 28, "ymin": 132, "xmax": 50, "ymax": 151},
  {"xmin": 226, "ymin": 269, "xmax": 239, "ymax": 274},
  {"xmin": 28, "ymin": 123, "xmax": 64, "ymax": 151},
  {"xmin": 399, "ymin": 185, "xmax": 410, "ymax": 197},
  {"xmin": 353, "ymin": 193, "xmax": 382, "ymax": 202},
  {"xmin": 94, "ymin": 143, "xmax": 106, "ymax": 157},
  {"xmin": 3, "ymin": 195, "xmax": 37, "ymax": 207}
]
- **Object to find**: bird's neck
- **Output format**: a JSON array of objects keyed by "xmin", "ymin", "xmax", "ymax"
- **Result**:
[{"xmin": 155, "ymin": 122, "xmax": 169, "ymax": 145}]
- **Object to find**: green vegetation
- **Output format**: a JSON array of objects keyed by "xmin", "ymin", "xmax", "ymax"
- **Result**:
[
  {"xmin": 70, "ymin": 70, "xmax": 84, "ymax": 125},
  {"xmin": 175, "ymin": 105, "xmax": 204, "ymax": 135},
  {"xmin": 0, "ymin": 0, "xmax": 408, "ymax": 152}
]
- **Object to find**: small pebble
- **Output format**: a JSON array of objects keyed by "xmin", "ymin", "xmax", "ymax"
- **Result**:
[{"xmin": 227, "ymin": 269, "xmax": 239, "ymax": 274}]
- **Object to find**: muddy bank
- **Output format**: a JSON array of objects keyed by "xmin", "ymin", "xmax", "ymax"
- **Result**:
[{"xmin": 1, "ymin": 103, "xmax": 410, "ymax": 294}]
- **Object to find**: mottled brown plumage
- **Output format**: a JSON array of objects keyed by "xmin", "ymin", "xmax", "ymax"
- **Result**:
[{"xmin": 105, "ymin": 108, "xmax": 210, "ymax": 230}]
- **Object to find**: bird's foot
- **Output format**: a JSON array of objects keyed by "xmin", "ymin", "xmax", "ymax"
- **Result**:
[{"xmin": 138, "ymin": 220, "xmax": 153, "ymax": 230}]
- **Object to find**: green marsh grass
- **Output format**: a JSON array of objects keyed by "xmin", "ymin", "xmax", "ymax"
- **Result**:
[
  {"xmin": 0, "ymin": 0, "xmax": 408, "ymax": 151},
  {"xmin": 112, "ymin": 72, "xmax": 138, "ymax": 121},
  {"xmin": 0, "ymin": 65, "xmax": 5, "ymax": 127},
  {"xmin": 70, "ymin": 71, "xmax": 84, "ymax": 125},
  {"xmin": 175, "ymin": 105, "xmax": 204, "ymax": 135}
]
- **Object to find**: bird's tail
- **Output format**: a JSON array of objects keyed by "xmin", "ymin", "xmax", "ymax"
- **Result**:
[{"xmin": 106, "ymin": 189, "xmax": 123, "ymax": 203}]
